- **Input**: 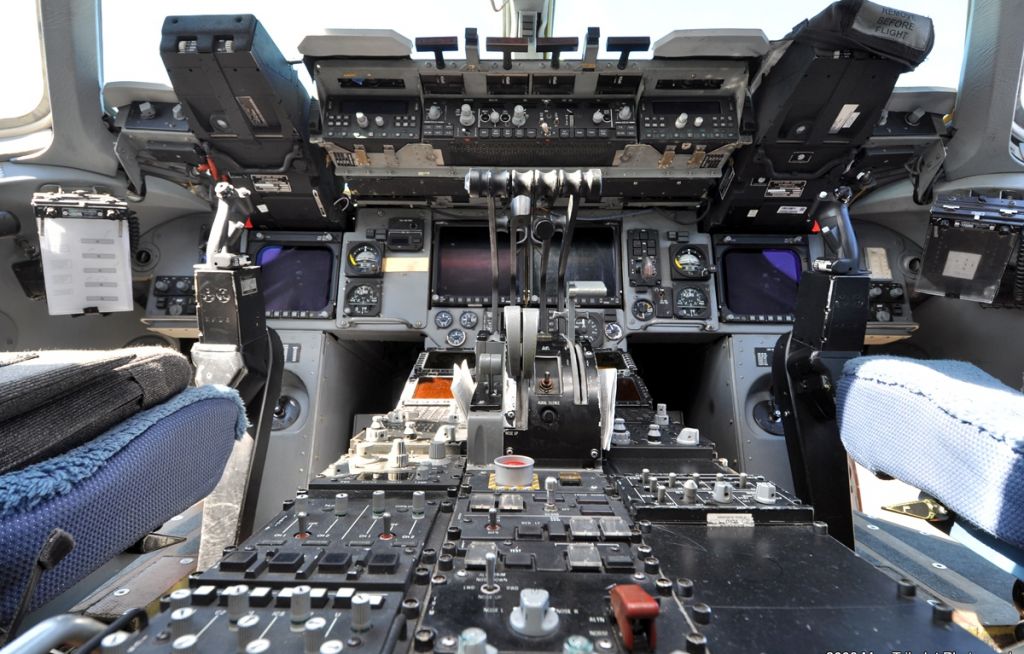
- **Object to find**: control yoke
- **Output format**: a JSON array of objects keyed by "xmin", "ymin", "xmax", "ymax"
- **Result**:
[{"xmin": 812, "ymin": 186, "xmax": 863, "ymax": 276}]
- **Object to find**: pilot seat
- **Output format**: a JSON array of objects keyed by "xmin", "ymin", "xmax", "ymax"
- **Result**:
[
  {"xmin": 0, "ymin": 347, "xmax": 245, "ymax": 637},
  {"xmin": 837, "ymin": 356, "xmax": 1024, "ymax": 580}
]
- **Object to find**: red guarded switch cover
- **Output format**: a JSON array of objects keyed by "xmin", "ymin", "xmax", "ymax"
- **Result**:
[{"xmin": 609, "ymin": 584, "xmax": 659, "ymax": 651}]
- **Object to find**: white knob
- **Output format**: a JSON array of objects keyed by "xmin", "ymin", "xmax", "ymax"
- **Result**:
[
  {"xmin": 459, "ymin": 104, "xmax": 475, "ymax": 127},
  {"xmin": 489, "ymin": 109, "xmax": 501, "ymax": 124},
  {"xmin": 237, "ymin": 614, "xmax": 260, "ymax": 650},
  {"xmin": 304, "ymin": 616, "xmax": 327, "ymax": 654},
  {"xmin": 655, "ymin": 403, "xmax": 669, "ymax": 426},
  {"xmin": 682, "ymin": 478, "xmax": 698, "ymax": 503},
  {"xmin": 225, "ymin": 584, "xmax": 249, "ymax": 622},
  {"xmin": 335, "ymin": 492, "xmax": 348, "ymax": 516},
  {"xmin": 592, "ymin": 109, "xmax": 605, "ymax": 125},
  {"xmin": 754, "ymin": 482, "xmax": 778, "ymax": 504},
  {"xmin": 355, "ymin": 112, "xmax": 369, "ymax": 128},
  {"xmin": 427, "ymin": 105, "xmax": 442, "ymax": 120},
  {"xmin": 372, "ymin": 489, "xmax": 386, "ymax": 517},
  {"xmin": 351, "ymin": 593, "xmax": 372, "ymax": 632},
  {"xmin": 647, "ymin": 424, "xmax": 661, "ymax": 440},
  {"xmin": 374, "ymin": 115, "xmax": 385, "ymax": 127},
  {"xmin": 617, "ymin": 105, "xmax": 632, "ymax": 121},
  {"xmin": 677, "ymin": 427, "xmax": 700, "ymax": 445},
  {"xmin": 694, "ymin": 116, "xmax": 704, "ymax": 127},
  {"xmin": 412, "ymin": 490, "xmax": 426, "ymax": 517},
  {"xmin": 291, "ymin": 585, "xmax": 312, "ymax": 624},
  {"xmin": 674, "ymin": 112, "xmax": 688, "ymax": 129},
  {"xmin": 458, "ymin": 628, "xmax": 491, "ymax": 654},
  {"xmin": 100, "ymin": 631, "xmax": 131, "ymax": 654},
  {"xmin": 509, "ymin": 588, "xmax": 560, "ymax": 637},
  {"xmin": 512, "ymin": 105, "xmax": 527, "ymax": 126},
  {"xmin": 170, "ymin": 607, "xmax": 195, "ymax": 639},
  {"xmin": 712, "ymin": 481, "xmax": 733, "ymax": 503}
]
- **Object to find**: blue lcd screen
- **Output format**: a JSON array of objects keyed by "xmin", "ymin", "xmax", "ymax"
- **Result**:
[
  {"xmin": 255, "ymin": 245, "xmax": 333, "ymax": 312},
  {"xmin": 722, "ymin": 248, "xmax": 802, "ymax": 315}
]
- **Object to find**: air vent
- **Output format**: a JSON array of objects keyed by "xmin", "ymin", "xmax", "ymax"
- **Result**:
[
  {"xmin": 421, "ymin": 74, "xmax": 465, "ymax": 95},
  {"xmin": 337, "ymin": 78, "xmax": 406, "ymax": 89},
  {"xmin": 655, "ymin": 79, "xmax": 724, "ymax": 90},
  {"xmin": 595, "ymin": 74, "xmax": 641, "ymax": 95}
]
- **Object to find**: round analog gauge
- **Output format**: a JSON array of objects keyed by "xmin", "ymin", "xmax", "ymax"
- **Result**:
[
  {"xmin": 632, "ymin": 299, "xmax": 655, "ymax": 321},
  {"xmin": 459, "ymin": 311, "xmax": 479, "ymax": 329},
  {"xmin": 604, "ymin": 321, "xmax": 624, "ymax": 341},
  {"xmin": 446, "ymin": 328, "xmax": 467, "ymax": 347},
  {"xmin": 574, "ymin": 315, "xmax": 603, "ymax": 346},
  {"xmin": 346, "ymin": 283, "xmax": 380, "ymax": 316},
  {"xmin": 672, "ymin": 247, "xmax": 709, "ymax": 279},
  {"xmin": 675, "ymin": 286, "xmax": 709, "ymax": 319},
  {"xmin": 435, "ymin": 310, "xmax": 454, "ymax": 329},
  {"xmin": 347, "ymin": 243, "xmax": 382, "ymax": 275}
]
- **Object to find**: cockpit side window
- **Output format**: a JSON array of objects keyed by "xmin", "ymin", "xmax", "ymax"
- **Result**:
[
  {"xmin": 0, "ymin": 0, "xmax": 51, "ymax": 157},
  {"xmin": 1011, "ymin": 49, "xmax": 1024, "ymax": 164}
]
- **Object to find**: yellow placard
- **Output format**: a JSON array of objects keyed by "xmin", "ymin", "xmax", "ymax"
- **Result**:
[{"xmin": 382, "ymin": 257, "xmax": 429, "ymax": 273}]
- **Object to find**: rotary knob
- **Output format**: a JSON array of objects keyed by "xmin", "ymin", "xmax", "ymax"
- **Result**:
[
  {"xmin": 617, "ymin": 105, "xmax": 632, "ymax": 121},
  {"xmin": 459, "ymin": 104, "xmax": 475, "ymax": 127},
  {"xmin": 674, "ymin": 112, "xmax": 688, "ymax": 129},
  {"xmin": 374, "ymin": 115, "xmax": 385, "ymax": 127},
  {"xmin": 512, "ymin": 105, "xmax": 527, "ymax": 126},
  {"xmin": 355, "ymin": 112, "xmax": 369, "ymax": 128},
  {"xmin": 509, "ymin": 589, "xmax": 559, "ymax": 637},
  {"xmin": 489, "ymin": 109, "xmax": 501, "ymax": 124},
  {"xmin": 592, "ymin": 109, "xmax": 606, "ymax": 125},
  {"xmin": 427, "ymin": 104, "xmax": 442, "ymax": 121}
]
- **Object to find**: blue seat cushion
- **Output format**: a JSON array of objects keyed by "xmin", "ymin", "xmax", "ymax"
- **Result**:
[
  {"xmin": 0, "ymin": 386, "xmax": 246, "ymax": 621},
  {"xmin": 837, "ymin": 356, "xmax": 1024, "ymax": 549}
]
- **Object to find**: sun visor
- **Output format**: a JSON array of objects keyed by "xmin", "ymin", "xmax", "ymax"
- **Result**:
[{"xmin": 786, "ymin": 0, "xmax": 934, "ymax": 71}]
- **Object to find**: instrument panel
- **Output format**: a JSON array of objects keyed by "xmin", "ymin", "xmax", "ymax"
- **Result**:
[{"xmin": 140, "ymin": 210, "xmax": 918, "ymax": 346}]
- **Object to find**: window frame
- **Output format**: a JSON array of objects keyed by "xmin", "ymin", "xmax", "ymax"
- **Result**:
[{"xmin": 0, "ymin": 0, "xmax": 52, "ymax": 149}]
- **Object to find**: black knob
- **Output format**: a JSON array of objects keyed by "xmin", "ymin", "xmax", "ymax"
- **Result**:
[
  {"xmin": 437, "ymin": 554, "xmax": 454, "ymax": 571},
  {"xmin": 413, "ymin": 567, "xmax": 431, "ymax": 585}
]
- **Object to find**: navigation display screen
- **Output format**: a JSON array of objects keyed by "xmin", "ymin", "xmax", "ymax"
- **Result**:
[
  {"xmin": 721, "ymin": 248, "xmax": 802, "ymax": 315},
  {"xmin": 434, "ymin": 226, "xmax": 512, "ymax": 300},
  {"xmin": 255, "ymin": 245, "xmax": 334, "ymax": 311},
  {"xmin": 533, "ymin": 227, "xmax": 620, "ymax": 302}
]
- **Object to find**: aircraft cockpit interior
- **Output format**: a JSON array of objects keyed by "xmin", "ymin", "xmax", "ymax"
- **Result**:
[{"xmin": 2, "ymin": 1, "xmax": 1024, "ymax": 652}]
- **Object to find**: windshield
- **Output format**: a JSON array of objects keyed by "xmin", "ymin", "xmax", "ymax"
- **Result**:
[{"xmin": 101, "ymin": 0, "xmax": 967, "ymax": 90}]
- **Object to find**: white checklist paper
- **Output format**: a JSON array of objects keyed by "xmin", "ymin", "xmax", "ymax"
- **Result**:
[{"xmin": 38, "ymin": 217, "xmax": 134, "ymax": 315}]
